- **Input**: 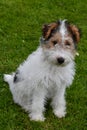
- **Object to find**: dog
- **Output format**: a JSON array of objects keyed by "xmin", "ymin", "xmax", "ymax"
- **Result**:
[{"xmin": 4, "ymin": 20, "xmax": 81, "ymax": 121}]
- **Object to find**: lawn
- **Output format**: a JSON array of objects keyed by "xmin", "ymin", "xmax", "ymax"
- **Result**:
[{"xmin": 0, "ymin": 0, "xmax": 87, "ymax": 130}]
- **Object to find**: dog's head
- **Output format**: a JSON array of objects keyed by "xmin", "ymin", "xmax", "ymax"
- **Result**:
[{"xmin": 40, "ymin": 20, "xmax": 81, "ymax": 66}]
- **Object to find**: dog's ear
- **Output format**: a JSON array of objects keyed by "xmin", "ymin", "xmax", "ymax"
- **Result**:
[
  {"xmin": 42, "ymin": 23, "xmax": 58, "ymax": 40},
  {"xmin": 68, "ymin": 25, "xmax": 81, "ymax": 43}
]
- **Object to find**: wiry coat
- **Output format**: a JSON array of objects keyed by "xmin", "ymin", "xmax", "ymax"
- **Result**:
[{"xmin": 4, "ymin": 20, "xmax": 80, "ymax": 121}]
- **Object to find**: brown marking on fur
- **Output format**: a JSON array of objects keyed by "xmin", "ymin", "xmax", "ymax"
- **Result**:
[
  {"xmin": 43, "ymin": 32, "xmax": 62, "ymax": 49},
  {"xmin": 42, "ymin": 31, "xmax": 76, "ymax": 54},
  {"xmin": 64, "ymin": 39, "xmax": 75, "ymax": 49},
  {"xmin": 63, "ymin": 38, "xmax": 76, "ymax": 57},
  {"xmin": 42, "ymin": 22, "xmax": 58, "ymax": 39},
  {"xmin": 51, "ymin": 32, "xmax": 62, "ymax": 44},
  {"xmin": 68, "ymin": 25, "xmax": 80, "ymax": 43}
]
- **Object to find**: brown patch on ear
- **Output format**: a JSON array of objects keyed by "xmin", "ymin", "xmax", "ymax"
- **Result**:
[
  {"xmin": 68, "ymin": 25, "xmax": 80, "ymax": 43},
  {"xmin": 42, "ymin": 22, "xmax": 58, "ymax": 40}
]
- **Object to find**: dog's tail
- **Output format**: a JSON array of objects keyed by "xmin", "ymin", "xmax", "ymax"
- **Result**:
[{"xmin": 4, "ymin": 73, "xmax": 14, "ymax": 86}]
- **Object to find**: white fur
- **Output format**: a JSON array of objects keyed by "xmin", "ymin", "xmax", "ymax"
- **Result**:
[
  {"xmin": 59, "ymin": 20, "xmax": 67, "ymax": 40},
  {"xmin": 4, "ymin": 45, "xmax": 75, "ymax": 121}
]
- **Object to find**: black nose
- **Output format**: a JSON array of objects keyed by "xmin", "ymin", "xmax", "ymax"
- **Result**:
[{"xmin": 57, "ymin": 57, "xmax": 65, "ymax": 64}]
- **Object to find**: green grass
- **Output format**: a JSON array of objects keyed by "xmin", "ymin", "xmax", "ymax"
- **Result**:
[{"xmin": 0, "ymin": 0, "xmax": 87, "ymax": 130}]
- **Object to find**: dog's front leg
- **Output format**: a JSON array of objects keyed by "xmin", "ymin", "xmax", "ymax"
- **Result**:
[
  {"xmin": 51, "ymin": 86, "xmax": 66, "ymax": 118},
  {"xmin": 29, "ymin": 87, "xmax": 47, "ymax": 121}
]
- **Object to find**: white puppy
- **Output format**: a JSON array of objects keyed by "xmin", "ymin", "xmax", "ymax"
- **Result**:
[{"xmin": 4, "ymin": 20, "xmax": 80, "ymax": 121}]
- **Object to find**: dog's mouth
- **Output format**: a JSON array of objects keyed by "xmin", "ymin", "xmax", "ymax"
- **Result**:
[{"xmin": 56, "ymin": 62, "xmax": 66, "ymax": 67}]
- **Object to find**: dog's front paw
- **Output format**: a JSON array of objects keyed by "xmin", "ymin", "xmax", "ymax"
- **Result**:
[
  {"xmin": 53, "ymin": 109, "xmax": 66, "ymax": 118},
  {"xmin": 29, "ymin": 113, "xmax": 45, "ymax": 121}
]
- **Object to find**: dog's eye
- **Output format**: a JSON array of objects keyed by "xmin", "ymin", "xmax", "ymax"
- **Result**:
[
  {"xmin": 65, "ymin": 41, "xmax": 71, "ymax": 46},
  {"xmin": 52, "ymin": 41, "xmax": 57, "ymax": 46}
]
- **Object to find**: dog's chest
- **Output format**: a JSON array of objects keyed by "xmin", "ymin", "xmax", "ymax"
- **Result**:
[{"xmin": 42, "ymin": 64, "xmax": 75, "ymax": 89}]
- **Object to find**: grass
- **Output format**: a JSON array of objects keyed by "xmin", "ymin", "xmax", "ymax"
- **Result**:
[{"xmin": 0, "ymin": 0, "xmax": 87, "ymax": 129}]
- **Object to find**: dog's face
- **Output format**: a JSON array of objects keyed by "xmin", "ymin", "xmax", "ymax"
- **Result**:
[{"xmin": 40, "ymin": 20, "xmax": 80, "ymax": 66}]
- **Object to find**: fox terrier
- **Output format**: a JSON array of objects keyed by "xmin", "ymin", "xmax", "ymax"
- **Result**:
[{"xmin": 4, "ymin": 20, "xmax": 80, "ymax": 121}]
